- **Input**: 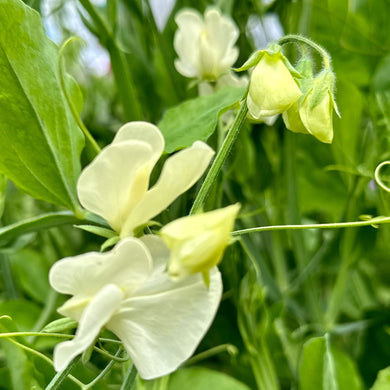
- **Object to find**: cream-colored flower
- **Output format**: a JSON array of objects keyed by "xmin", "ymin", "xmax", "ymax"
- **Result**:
[
  {"xmin": 174, "ymin": 8, "xmax": 239, "ymax": 80},
  {"xmin": 49, "ymin": 236, "xmax": 222, "ymax": 379},
  {"xmin": 161, "ymin": 204, "xmax": 240, "ymax": 280},
  {"xmin": 77, "ymin": 122, "xmax": 214, "ymax": 237},
  {"xmin": 247, "ymin": 52, "xmax": 301, "ymax": 118}
]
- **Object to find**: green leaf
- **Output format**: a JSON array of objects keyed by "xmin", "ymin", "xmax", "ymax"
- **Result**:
[
  {"xmin": 158, "ymin": 86, "xmax": 245, "ymax": 153},
  {"xmin": 0, "ymin": 0, "xmax": 84, "ymax": 211},
  {"xmin": 168, "ymin": 368, "xmax": 251, "ymax": 390},
  {"xmin": 371, "ymin": 366, "xmax": 390, "ymax": 390},
  {"xmin": 9, "ymin": 249, "xmax": 50, "ymax": 304},
  {"xmin": 42, "ymin": 317, "xmax": 78, "ymax": 333},
  {"xmin": 74, "ymin": 224, "xmax": 117, "ymax": 238},
  {"xmin": 0, "ymin": 211, "xmax": 80, "ymax": 247},
  {"xmin": 300, "ymin": 335, "xmax": 364, "ymax": 390},
  {"xmin": 0, "ymin": 174, "xmax": 7, "ymax": 219},
  {"xmin": 0, "ymin": 312, "xmax": 44, "ymax": 390}
]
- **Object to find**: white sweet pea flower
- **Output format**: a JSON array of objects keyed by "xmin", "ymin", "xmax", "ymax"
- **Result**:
[
  {"xmin": 49, "ymin": 236, "xmax": 222, "ymax": 379},
  {"xmin": 161, "ymin": 204, "xmax": 240, "ymax": 281},
  {"xmin": 174, "ymin": 8, "xmax": 239, "ymax": 80},
  {"xmin": 77, "ymin": 122, "xmax": 214, "ymax": 237}
]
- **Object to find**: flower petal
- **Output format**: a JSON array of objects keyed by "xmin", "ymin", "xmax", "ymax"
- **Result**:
[
  {"xmin": 120, "ymin": 141, "xmax": 214, "ymax": 236},
  {"xmin": 140, "ymin": 235, "xmax": 170, "ymax": 276},
  {"xmin": 107, "ymin": 267, "xmax": 223, "ymax": 379},
  {"xmin": 112, "ymin": 122, "xmax": 164, "ymax": 168},
  {"xmin": 49, "ymin": 237, "xmax": 152, "ymax": 297},
  {"xmin": 53, "ymin": 284, "xmax": 123, "ymax": 372},
  {"xmin": 77, "ymin": 141, "xmax": 154, "ymax": 231},
  {"xmin": 174, "ymin": 10, "xmax": 203, "ymax": 77}
]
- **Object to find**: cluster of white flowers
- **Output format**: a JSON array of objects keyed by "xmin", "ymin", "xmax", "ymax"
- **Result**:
[{"xmin": 50, "ymin": 122, "xmax": 239, "ymax": 379}]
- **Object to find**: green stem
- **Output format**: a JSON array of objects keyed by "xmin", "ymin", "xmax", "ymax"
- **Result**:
[
  {"xmin": 108, "ymin": 42, "xmax": 144, "ymax": 121},
  {"xmin": 4, "ymin": 338, "xmax": 85, "ymax": 389},
  {"xmin": 325, "ymin": 179, "xmax": 366, "ymax": 328},
  {"xmin": 185, "ymin": 344, "xmax": 238, "ymax": 366},
  {"xmin": 284, "ymin": 132, "xmax": 322, "ymax": 324},
  {"xmin": 0, "ymin": 331, "xmax": 122, "ymax": 345},
  {"xmin": 190, "ymin": 94, "xmax": 248, "ymax": 214},
  {"xmin": 277, "ymin": 34, "xmax": 332, "ymax": 69},
  {"xmin": 84, "ymin": 348, "xmax": 122, "ymax": 389},
  {"xmin": 78, "ymin": 0, "xmax": 143, "ymax": 121},
  {"xmin": 59, "ymin": 38, "xmax": 101, "ymax": 157},
  {"xmin": 375, "ymin": 160, "xmax": 390, "ymax": 193},
  {"xmin": 29, "ymin": 289, "xmax": 58, "ymax": 343},
  {"xmin": 232, "ymin": 216, "xmax": 390, "ymax": 236},
  {"xmin": 144, "ymin": 0, "xmax": 181, "ymax": 105},
  {"xmin": 46, "ymin": 356, "xmax": 82, "ymax": 390},
  {"xmin": 0, "ymin": 254, "xmax": 18, "ymax": 299},
  {"xmin": 120, "ymin": 364, "xmax": 138, "ymax": 390}
]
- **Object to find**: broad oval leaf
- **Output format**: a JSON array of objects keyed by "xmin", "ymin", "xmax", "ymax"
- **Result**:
[
  {"xmin": 371, "ymin": 366, "xmax": 390, "ymax": 390},
  {"xmin": 158, "ymin": 86, "xmax": 245, "ymax": 153},
  {"xmin": 168, "ymin": 367, "xmax": 251, "ymax": 390},
  {"xmin": 0, "ymin": 0, "xmax": 84, "ymax": 211},
  {"xmin": 300, "ymin": 335, "xmax": 364, "ymax": 390}
]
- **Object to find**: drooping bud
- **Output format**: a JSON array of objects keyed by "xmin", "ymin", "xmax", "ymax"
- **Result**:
[
  {"xmin": 238, "ymin": 45, "xmax": 301, "ymax": 119},
  {"xmin": 161, "ymin": 204, "xmax": 240, "ymax": 283},
  {"xmin": 298, "ymin": 70, "xmax": 339, "ymax": 143}
]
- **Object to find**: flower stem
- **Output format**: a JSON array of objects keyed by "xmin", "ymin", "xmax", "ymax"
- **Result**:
[
  {"xmin": 120, "ymin": 364, "xmax": 138, "ymax": 390},
  {"xmin": 45, "ymin": 356, "xmax": 82, "ymax": 390},
  {"xmin": 277, "ymin": 34, "xmax": 332, "ymax": 70},
  {"xmin": 190, "ymin": 93, "xmax": 248, "ymax": 214},
  {"xmin": 84, "ymin": 348, "xmax": 123, "ymax": 389},
  {"xmin": 232, "ymin": 216, "xmax": 390, "ymax": 236},
  {"xmin": 59, "ymin": 38, "xmax": 101, "ymax": 157},
  {"xmin": 185, "ymin": 344, "xmax": 238, "ymax": 366}
]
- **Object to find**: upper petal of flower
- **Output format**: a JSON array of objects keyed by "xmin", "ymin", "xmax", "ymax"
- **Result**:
[
  {"xmin": 174, "ymin": 9, "xmax": 203, "ymax": 78},
  {"xmin": 120, "ymin": 141, "xmax": 214, "ymax": 237},
  {"xmin": 49, "ymin": 238, "xmax": 153, "ymax": 297},
  {"xmin": 204, "ymin": 9, "xmax": 239, "ymax": 68},
  {"xmin": 107, "ymin": 267, "xmax": 222, "ymax": 380},
  {"xmin": 112, "ymin": 122, "xmax": 164, "ymax": 167},
  {"xmin": 54, "ymin": 283, "xmax": 123, "ymax": 372},
  {"xmin": 77, "ymin": 122, "xmax": 164, "ymax": 232}
]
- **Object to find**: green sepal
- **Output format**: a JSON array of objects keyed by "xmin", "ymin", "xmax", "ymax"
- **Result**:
[
  {"xmin": 280, "ymin": 53, "xmax": 302, "ymax": 79},
  {"xmin": 234, "ymin": 50, "xmax": 264, "ymax": 72},
  {"xmin": 74, "ymin": 224, "xmax": 117, "ymax": 238},
  {"xmin": 101, "ymin": 235, "xmax": 120, "ymax": 252},
  {"xmin": 202, "ymin": 271, "xmax": 210, "ymax": 288},
  {"xmin": 296, "ymin": 56, "xmax": 314, "ymax": 79},
  {"xmin": 311, "ymin": 70, "xmax": 338, "ymax": 109},
  {"xmin": 295, "ymin": 56, "xmax": 314, "ymax": 96},
  {"xmin": 41, "ymin": 317, "xmax": 78, "ymax": 333}
]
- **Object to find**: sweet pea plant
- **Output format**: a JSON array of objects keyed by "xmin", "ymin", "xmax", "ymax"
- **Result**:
[{"xmin": 1, "ymin": 1, "xmax": 390, "ymax": 389}]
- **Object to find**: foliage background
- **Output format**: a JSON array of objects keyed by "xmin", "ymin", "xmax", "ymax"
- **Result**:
[{"xmin": 1, "ymin": 0, "xmax": 390, "ymax": 389}]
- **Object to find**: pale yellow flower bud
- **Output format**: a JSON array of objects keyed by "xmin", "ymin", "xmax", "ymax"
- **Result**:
[
  {"xmin": 299, "ymin": 90, "xmax": 333, "ymax": 143},
  {"xmin": 282, "ymin": 102, "xmax": 309, "ymax": 134},
  {"xmin": 247, "ymin": 52, "xmax": 301, "ymax": 118},
  {"xmin": 161, "ymin": 204, "xmax": 240, "ymax": 280}
]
